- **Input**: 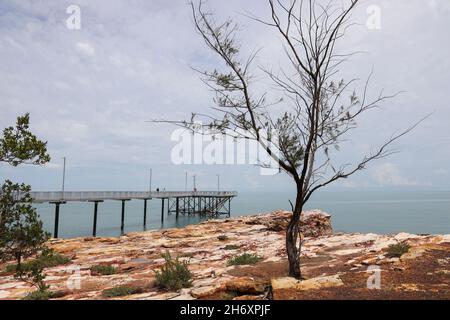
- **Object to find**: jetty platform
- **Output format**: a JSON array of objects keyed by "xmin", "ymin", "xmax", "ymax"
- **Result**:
[{"xmin": 29, "ymin": 191, "xmax": 237, "ymax": 238}]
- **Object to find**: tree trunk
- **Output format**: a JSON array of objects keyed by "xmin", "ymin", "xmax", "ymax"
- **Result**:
[
  {"xmin": 15, "ymin": 253, "xmax": 22, "ymax": 273},
  {"xmin": 286, "ymin": 191, "xmax": 303, "ymax": 279}
]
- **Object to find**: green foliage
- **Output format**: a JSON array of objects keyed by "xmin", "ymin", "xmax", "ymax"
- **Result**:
[
  {"xmin": 0, "ymin": 113, "xmax": 50, "ymax": 166},
  {"xmin": 5, "ymin": 249, "xmax": 70, "ymax": 295},
  {"xmin": 386, "ymin": 242, "xmax": 411, "ymax": 258},
  {"xmin": 5, "ymin": 249, "xmax": 70, "ymax": 273},
  {"xmin": 155, "ymin": 251, "xmax": 193, "ymax": 290},
  {"xmin": 227, "ymin": 253, "xmax": 261, "ymax": 266},
  {"xmin": 90, "ymin": 265, "xmax": 117, "ymax": 276},
  {"xmin": 0, "ymin": 181, "xmax": 50, "ymax": 268},
  {"xmin": 224, "ymin": 244, "xmax": 240, "ymax": 250},
  {"xmin": 217, "ymin": 235, "xmax": 228, "ymax": 241},
  {"xmin": 102, "ymin": 285, "xmax": 144, "ymax": 298},
  {"xmin": 17, "ymin": 262, "xmax": 49, "ymax": 293},
  {"xmin": 0, "ymin": 113, "xmax": 52, "ymax": 293},
  {"xmin": 22, "ymin": 289, "xmax": 66, "ymax": 300},
  {"xmin": 22, "ymin": 289, "xmax": 52, "ymax": 300},
  {"xmin": 35, "ymin": 250, "xmax": 71, "ymax": 267}
]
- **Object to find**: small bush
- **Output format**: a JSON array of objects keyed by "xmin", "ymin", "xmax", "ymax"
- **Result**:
[
  {"xmin": 102, "ymin": 285, "xmax": 144, "ymax": 298},
  {"xmin": 90, "ymin": 265, "xmax": 117, "ymax": 276},
  {"xmin": 155, "ymin": 251, "xmax": 192, "ymax": 290},
  {"xmin": 5, "ymin": 250, "xmax": 70, "ymax": 273},
  {"xmin": 22, "ymin": 290, "xmax": 53, "ymax": 300},
  {"xmin": 386, "ymin": 243, "xmax": 411, "ymax": 258},
  {"xmin": 178, "ymin": 252, "xmax": 195, "ymax": 258},
  {"xmin": 227, "ymin": 253, "xmax": 261, "ymax": 266},
  {"xmin": 22, "ymin": 289, "xmax": 65, "ymax": 300},
  {"xmin": 217, "ymin": 235, "xmax": 228, "ymax": 241},
  {"xmin": 224, "ymin": 244, "xmax": 240, "ymax": 250}
]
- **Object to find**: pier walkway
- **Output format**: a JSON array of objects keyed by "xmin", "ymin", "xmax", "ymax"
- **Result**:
[{"xmin": 29, "ymin": 191, "xmax": 237, "ymax": 238}]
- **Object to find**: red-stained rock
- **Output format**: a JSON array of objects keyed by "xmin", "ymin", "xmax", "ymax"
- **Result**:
[{"xmin": 245, "ymin": 210, "xmax": 333, "ymax": 237}]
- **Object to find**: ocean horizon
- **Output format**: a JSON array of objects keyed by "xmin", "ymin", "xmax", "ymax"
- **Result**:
[{"xmin": 34, "ymin": 189, "xmax": 450, "ymax": 238}]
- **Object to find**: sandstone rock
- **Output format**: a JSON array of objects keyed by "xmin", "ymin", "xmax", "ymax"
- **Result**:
[
  {"xmin": 98, "ymin": 237, "xmax": 121, "ymax": 244},
  {"xmin": 271, "ymin": 277, "xmax": 299, "ymax": 290},
  {"xmin": 233, "ymin": 294, "xmax": 264, "ymax": 300},
  {"xmin": 140, "ymin": 292, "xmax": 179, "ymax": 300},
  {"xmin": 437, "ymin": 235, "xmax": 450, "ymax": 243},
  {"xmin": 0, "ymin": 210, "xmax": 448, "ymax": 300},
  {"xmin": 191, "ymin": 286, "xmax": 221, "ymax": 298},
  {"xmin": 225, "ymin": 277, "xmax": 267, "ymax": 294},
  {"xmin": 397, "ymin": 283, "xmax": 420, "ymax": 292},
  {"xmin": 386, "ymin": 257, "xmax": 400, "ymax": 264},
  {"xmin": 245, "ymin": 210, "xmax": 332, "ymax": 237},
  {"xmin": 271, "ymin": 275, "xmax": 344, "ymax": 291},
  {"xmin": 400, "ymin": 246, "xmax": 427, "ymax": 261},
  {"xmin": 170, "ymin": 293, "xmax": 196, "ymax": 300},
  {"xmin": 394, "ymin": 233, "xmax": 421, "ymax": 242},
  {"xmin": 301, "ymin": 210, "xmax": 333, "ymax": 237},
  {"xmin": 0, "ymin": 290, "xmax": 9, "ymax": 299}
]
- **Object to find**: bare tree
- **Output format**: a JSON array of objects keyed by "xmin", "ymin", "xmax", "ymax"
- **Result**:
[{"xmin": 153, "ymin": 0, "xmax": 424, "ymax": 279}]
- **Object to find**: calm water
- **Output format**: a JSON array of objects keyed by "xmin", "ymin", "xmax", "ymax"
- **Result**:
[{"xmin": 35, "ymin": 190, "xmax": 450, "ymax": 238}]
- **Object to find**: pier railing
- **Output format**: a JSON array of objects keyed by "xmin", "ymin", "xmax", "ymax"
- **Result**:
[{"xmin": 29, "ymin": 191, "xmax": 238, "ymax": 203}]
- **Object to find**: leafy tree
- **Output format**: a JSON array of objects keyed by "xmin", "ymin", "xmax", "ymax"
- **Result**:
[
  {"xmin": 0, "ymin": 113, "xmax": 50, "ymax": 166},
  {"xmin": 0, "ymin": 181, "xmax": 50, "ymax": 270},
  {"xmin": 0, "ymin": 113, "xmax": 51, "ymax": 294}
]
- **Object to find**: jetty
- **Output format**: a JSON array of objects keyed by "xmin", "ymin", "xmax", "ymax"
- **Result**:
[{"xmin": 29, "ymin": 191, "xmax": 237, "ymax": 238}]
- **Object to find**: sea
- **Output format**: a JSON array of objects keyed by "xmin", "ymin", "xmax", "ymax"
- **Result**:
[{"xmin": 34, "ymin": 190, "xmax": 450, "ymax": 238}]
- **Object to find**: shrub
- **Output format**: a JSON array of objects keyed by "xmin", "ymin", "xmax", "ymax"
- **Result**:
[
  {"xmin": 224, "ymin": 244, "xmax": 240, "ymax": 250},
  {"xmin": 4, "ymin": 249, "xmax": 70, "ymax": 295},
  {"xmin": 102, "ymin": 285, "xmax": 144, "ymax": 298},
  {"xmin": 22, "ymin": 290, "xmax": 53, "ymax": 300},
  {"xmin": 0, "ymin": 181, "xmax": 50, "ymax": 271},
  {"xmin": 90, "ymin": 265, "xmax": 117, "ymax": 276},
  {"xmin": 155, "ymin": 251, "xmax": 192, "ymax": 290},
  {"xmin": 217, "ymin": 235, "xmax": 228, "ymax": 241},
  {"xmin": 22, "ymin": 289, "xmax": 65, "ymax": 300},
  {"xmin": 386, "ymin": 242, "xmax": 411, "ymax": 258},
  {"xmin": 227, "ymin": 253, "xmax": 261, "ymax": 266},
  {"xmin": 5, "ymin": 249, "xmax": 70, "ymax": 273}
]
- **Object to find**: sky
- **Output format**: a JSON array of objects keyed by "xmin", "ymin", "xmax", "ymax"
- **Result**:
[{"xmin": 0, "ymin": 0, "xmax": 449, "ymax": 192}]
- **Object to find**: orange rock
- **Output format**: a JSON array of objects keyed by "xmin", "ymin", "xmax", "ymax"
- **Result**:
[{"xmin": 225, "ymin": 277, "xmax": 267, "ymax": 294}]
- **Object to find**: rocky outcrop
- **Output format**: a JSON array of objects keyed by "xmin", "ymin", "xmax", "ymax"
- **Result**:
[
  {"xmin": 0, "ymin": 211, "xmax": 448, "ymax": 300},
  {"xmin": 272, "ymin": 274, "xmax": 344, "ymax": 291},
  {"xmin": 245, "ymin": 210, "xmax": 333, "ymax": 237}
]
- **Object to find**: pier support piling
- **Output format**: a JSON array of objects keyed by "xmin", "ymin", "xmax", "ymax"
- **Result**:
[
  {"xmin": 120, "ymin": 199, "xmax": 130, "ymax": 234},
  {"xmin": 90, "ymin": 200, "xmax": 103, "ymax": 237},
  {"xmin": 50, "ymin": 201, "xmax": 65, "ymax": 238},
  {"xmin": 54, "ymin": 203, "xmax": 60, "ymax": 238},
  {"xmin": 143, "ymin": 199, "xmax": 148, "ymax": 226},
  {"xmin": 161, "ymin": 198, "xmax": 165, "ymax": 222}
]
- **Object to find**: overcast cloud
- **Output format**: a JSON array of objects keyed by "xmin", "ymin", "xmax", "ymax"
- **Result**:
[{"xmin": 0, "ymin": 0, "xmax": 449, "ymax": 192}]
